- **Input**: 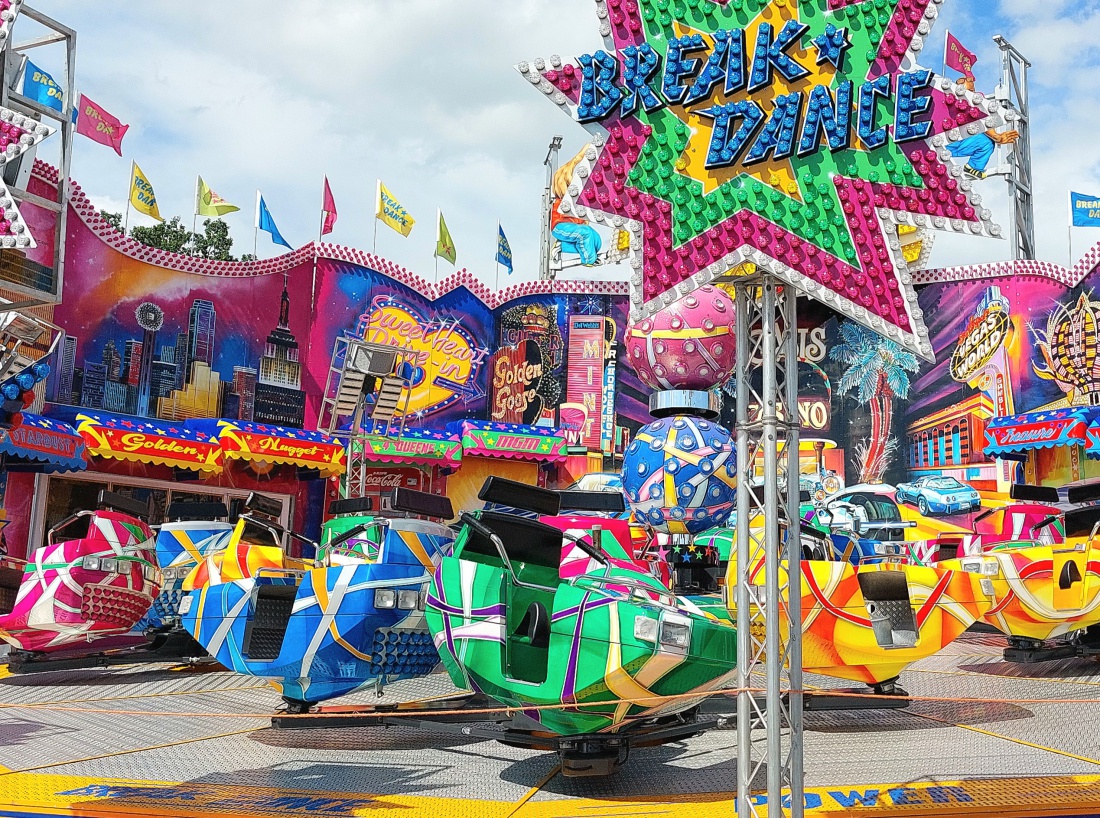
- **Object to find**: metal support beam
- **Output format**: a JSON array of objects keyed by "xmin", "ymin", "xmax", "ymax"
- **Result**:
[
  {"xmin": 735, "ymin": 277, "xmax": 802, "ymax": 818},
  {"xmin": 993, "ymin": 35, "xmax": 1034, "ymax": 262}
]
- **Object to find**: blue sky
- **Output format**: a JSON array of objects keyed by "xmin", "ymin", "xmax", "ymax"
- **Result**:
[{"xmin": 23, "ymin": 0, "xmax": 1100, "ymax": 285}]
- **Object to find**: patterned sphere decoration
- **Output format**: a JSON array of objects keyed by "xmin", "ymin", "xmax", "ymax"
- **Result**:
[
  {"xmin": 626, "ymin": 285, "xmax": 736, "ymax": 392},
  {"xmin": 621, "ymin": 415, "xmax": 736, "ymax": 536}
]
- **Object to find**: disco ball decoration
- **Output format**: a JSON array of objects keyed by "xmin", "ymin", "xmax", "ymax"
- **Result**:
[
  {"xmin": 136, "ymin": 302, "xmax": 165, "ymax": 332},
  {"xmin": 621, "ymin": 415, "xmax": 736, "ymax": 536},
  {"xmin": 625, "ymin": 285, "xmax": 736, "ymax": 392}
]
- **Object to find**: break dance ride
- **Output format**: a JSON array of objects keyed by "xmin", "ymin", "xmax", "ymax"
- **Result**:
[
  {"xmin": 182, "ymin": 487, "xmax": 455, "ymax": 711},
  {"xmin": 425, "ymin": 477, "xmax": 737, "ymax": 776},
  {"xmin": 1, "ymin": 491, "xmax": 162, "ymax": 672}
]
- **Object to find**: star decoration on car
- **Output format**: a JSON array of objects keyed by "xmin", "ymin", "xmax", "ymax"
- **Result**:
[{"xmin": 519, "ymin": 0, "xmax": 1010, "ymax": 359}]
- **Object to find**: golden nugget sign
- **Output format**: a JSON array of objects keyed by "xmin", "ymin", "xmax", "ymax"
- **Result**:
[
  {"xmin": 119, "ymin": 433, "xmax": 199, "ymax": 457},
  {"xmin": 950, "ymin": 305, "xmax": 1011, "ymax": 383}
]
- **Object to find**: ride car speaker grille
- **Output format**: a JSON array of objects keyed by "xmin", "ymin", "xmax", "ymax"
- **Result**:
[
  {"xmin": 243, "ymin": 585, "xmax": 297, "ymax": 661},
  {"xmin": 80, "ymin": 585, "xmax": 153, "ymax": 629}
]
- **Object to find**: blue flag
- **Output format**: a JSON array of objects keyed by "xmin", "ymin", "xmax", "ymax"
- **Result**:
[
  {"xmin": 1072, "ymin": 192, "xmax": 1100, "ymax": 228},
  {"xmin": 22, "ymin": 60, "xmax": 64, "ymax": 113},
  {"xmin": 257, "ymin": 194, "xmax": 292, "ymax": 249},
  {"xmin": 496, "ymin": 225, "xmax": 513, "ymax": 274}
]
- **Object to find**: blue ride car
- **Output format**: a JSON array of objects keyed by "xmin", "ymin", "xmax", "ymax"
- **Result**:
[{"xmin": 895, "ymin": 476, "xmax": 981, "ymax": 516}]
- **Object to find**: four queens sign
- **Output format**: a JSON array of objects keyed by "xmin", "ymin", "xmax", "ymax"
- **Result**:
[{"xmin": 521, "ymin": 0, "xmax": 1010, "ymax": 360}]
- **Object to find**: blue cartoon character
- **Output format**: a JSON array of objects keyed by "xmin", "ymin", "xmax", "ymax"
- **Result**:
[
  {"xmin": 551, "ymin": 145, "xmax": 602, "ymax": 266},
  {"xmin": 946, "ymin": 76, "xmax": 1019, "ymax": 180}
]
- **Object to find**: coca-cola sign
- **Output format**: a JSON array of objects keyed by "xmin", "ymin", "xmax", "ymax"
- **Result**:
[{"xmin": 361, "ymin": 468, "xmax": 424, "ymax": 490}]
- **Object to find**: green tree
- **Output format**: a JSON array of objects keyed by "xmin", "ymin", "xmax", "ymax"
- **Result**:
[
  {"xmin": 130, "ymin": 216, "xmax": 193, "ymax": 254},
  {"xmin": 830, "ymin": 321, "xmax": 921, "ymax": 484},
  {"xmin": 192, "ymin": 218, "xmax": 236, "ymax": 260},
  {"xmin": 99, "ymin": 210, "xmax": 123, "ymax": 232}
]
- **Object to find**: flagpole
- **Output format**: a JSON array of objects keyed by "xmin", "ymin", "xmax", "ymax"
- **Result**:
[
  {"xmin": 123, "ymin": 160, "xmax": 133, "ymax": 234},
  {"xmin": 192, "ymin": 176, "xmax": 199, "ymax": 256},
  {"xmin": 373, "ymin": 179, "xmax": 381, "ymax": 255},
  {"xmin": 253, "ymin": 190, "xmax": 260, "ymax": 259},
  {"xmin": 1069, "ymin": 193, "xmax": 1074, "ymax": 268},
  {"xmin": 495, "ymin": 220, "xmax": 501, "ymax": 293}
]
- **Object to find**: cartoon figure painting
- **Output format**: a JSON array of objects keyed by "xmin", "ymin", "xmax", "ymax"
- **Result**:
[
  {"xmin": 946, "ymin": 77, "xmax": 1020, "ymax": 180},
  {"xmin": 551, "ymin": 145, "xmax": 602, "ymax": 266}
]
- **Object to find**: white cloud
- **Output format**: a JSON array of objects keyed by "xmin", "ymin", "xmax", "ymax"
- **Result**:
[{"xmin": 30, "ymin": 0, "xmax": 1100, "ymax": 291}]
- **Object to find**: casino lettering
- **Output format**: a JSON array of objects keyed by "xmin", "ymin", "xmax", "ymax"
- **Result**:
[{"xmin": 575, "ymin": 22, "xmax": 934, "ymax": 170}]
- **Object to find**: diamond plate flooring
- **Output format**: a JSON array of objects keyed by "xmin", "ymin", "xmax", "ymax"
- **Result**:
[{"xmin": 3, "ymin": 632, "xmax": 1100, "ymax": 817}]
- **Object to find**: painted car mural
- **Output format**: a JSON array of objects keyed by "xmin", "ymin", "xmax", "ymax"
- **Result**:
[{"xmin": 896, "ymin": 476, "xmax": 981, "ymax": 516}]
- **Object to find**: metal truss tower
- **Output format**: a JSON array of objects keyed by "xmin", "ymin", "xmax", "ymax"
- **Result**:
[
  {"xmin": 733, "ymin": 278, "xmax": 803, "ymax": 817},
  {"xmin": 993, "ymin": 35, "xmax": 1034, "ymax": 262}
]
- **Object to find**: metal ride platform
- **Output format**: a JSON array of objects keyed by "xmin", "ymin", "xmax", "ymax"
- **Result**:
[{"xmin": 4, "ymin": 632, "xmax": 1100, "ymax": 817}]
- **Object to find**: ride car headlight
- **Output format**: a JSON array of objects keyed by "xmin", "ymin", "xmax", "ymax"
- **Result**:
[
  {"xmin": 659, "ymin": 620, "xmax": 691, "ymax": 649},
  {"xmin": 980, "ymin": 578, "xmax": 996, "ymax": 596},
  {"xmin": 982, "ymin": 561, "xmax": 999, "ymax": 576},
  {"xmin": 143, "ymin": 565, "xmax": 158, "ymax": 582},
  {"xmin": 81, "ymin": 555, "xmax": 101, "ymax": 571},
  {"xmin": 873, "ymin": 543, "xmax": 900, "ymax": 556},
  {"xmin": 418, "ymin": 588, "xmax": 428, "ymax": 611},
  {"xmin": 178, "ymin": 594, "xmax": 194, "ymax": 615},
  {"xmin": 633, "ymin": 615, "xmax": 658, "ymax": 643},
  {"xmin": 397, "ymin": 589, "xmax": 419, "ymax": 610},
  {"xmin": 374, "ymin": 589, "xmax": 397, "ymax": 609},
  {"xmin": 99, "ymin": 558, "xmax": 118, "ymax": 573},
  {"xmin": 961, "ymin": 560, "xmax": 982, "ymax": 573}
]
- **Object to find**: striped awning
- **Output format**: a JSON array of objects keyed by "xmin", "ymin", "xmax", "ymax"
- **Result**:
[
  {"xmin": 985, "ymin": 407, "xmax": 1100, "ymax": 457},
  {"xmin": 0, "ymin": 413, "xmax": 86, "ymax": 473},
  {"xmin": 187, "ymin": 419, "xmax": 346, "ymax": 477},
  {"xmin": 71, "ymin": 411, "xmax": 222, "ymax": 473},
  {"xmin": 449, "ymin": 420, "xmax": 567, "ymax": 463}
]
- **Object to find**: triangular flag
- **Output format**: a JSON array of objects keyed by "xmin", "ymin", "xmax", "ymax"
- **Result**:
[
  {"xmin": 376, "ymin": 180, "xmax": 415, "ymax": 237},
  {"xmin": 75, "ymin": 94, "xmax": 128, "ymax": 156},
  {"xmin": 129, "ymin": 162, "xmax": 163, "ymax": 222},
  {"xmin": 435, "ymin": 210, "xmax": 456, "ymax": 264},
  {"xmin": 321, "ymin": 176, "xmax": 337, "ymax": 236},
  {"xmin": 496, "ymin": 225, "xmax": 513, "ymax": 274},
  {"xmin": 257, "ymin": 193, "xmax": 292, "ymax": 249},
  {"xmin": 196, "ymin": 176, "xmax": 240, "ymax": 217}
]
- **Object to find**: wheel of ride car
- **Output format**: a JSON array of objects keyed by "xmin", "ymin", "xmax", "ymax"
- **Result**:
[{"xmin": 918, "ymin": 497, "xmax": 929, "ymax": 516}]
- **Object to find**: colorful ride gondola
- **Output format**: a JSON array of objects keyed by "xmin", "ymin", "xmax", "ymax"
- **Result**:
[
  {"xmin": 181, "ymin": 488, "xmax": 455, "ymax": 710},
  {"xmin": 0, "ymin": 491, "xmax": 161, "ymax": 666},
  {"xmin": 696, "ymin": 523, "xmax": 991, "ymax": 694},
  {"xmin": 426, "ymin": 477, "xmax": 737, "ymax": 775}
]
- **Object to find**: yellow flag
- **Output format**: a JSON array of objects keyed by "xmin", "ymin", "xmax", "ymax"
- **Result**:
[
  {"xmin": 196, "ymin": 176, "xmax": 240, "ymax": 217},
  {"xmin": 376, "ymin": 180, "xmax": 415, "ymax": 237},
  {"xmin": 129, "ymin": 162, "xmax": 163, "ymax": 222}
]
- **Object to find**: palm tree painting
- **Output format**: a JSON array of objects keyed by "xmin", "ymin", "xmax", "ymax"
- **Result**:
[{"xmin": 830, "ymin": 321, "xmax": 921, "ymax": 484}]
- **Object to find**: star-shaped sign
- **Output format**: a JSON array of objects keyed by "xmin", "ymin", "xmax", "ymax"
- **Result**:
[{"xmin": 520, "ymin": 0, "xmax": 1008, "ymax": 359}]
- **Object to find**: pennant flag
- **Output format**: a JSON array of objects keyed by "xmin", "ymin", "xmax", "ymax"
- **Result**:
[
  {"xmin": 376, "ymin": 180, "xmax": 415, "ymax": 237},
  {"xmin": 129, "ymin": 162, "xmax": 163, "ymax": 222},
  {"xmin": 75, "ymin": 94, "xmax": 128, "ymax": 156},
  {"xmin": 435, "ymin": 209, "xmax": 457, "ymax": 264},
  {"xmin": 321, "ymin": 176, "xmax": 337, "ymax": 236},
  {"xmin": 496, "ymin": 225, "xmax": 513, "ymax": 274},
  {"xmin": 945, "ymin": 31, "xmax": 977, "ymax": 79},
  {"xmin": 256, "ymin": 193, "xmax": 292, "ymax": 249},
  {"xmin": 22, "ymin": 60, "xmax": 63, "ymax": 113},
  {"xmin": 1072, "ymin": 192, "xmax": 1100, "ymax": 227},
  {"xmin": 196, "ymin": 176, "xmax": 239, "ymax": 217}
]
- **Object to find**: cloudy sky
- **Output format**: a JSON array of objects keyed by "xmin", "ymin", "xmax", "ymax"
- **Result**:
[{"xmin": 22, "ymin": 0, "xmax": 1100, "ymax": 286}]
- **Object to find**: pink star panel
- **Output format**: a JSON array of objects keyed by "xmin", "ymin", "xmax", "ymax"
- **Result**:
[
  {"xmin": 520, "ymin": 0, "xmax": 1010, "ymax": 359},
  {"xmin": 0, "ymin": 107, "xmax": 54, "ymax": 249}
]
